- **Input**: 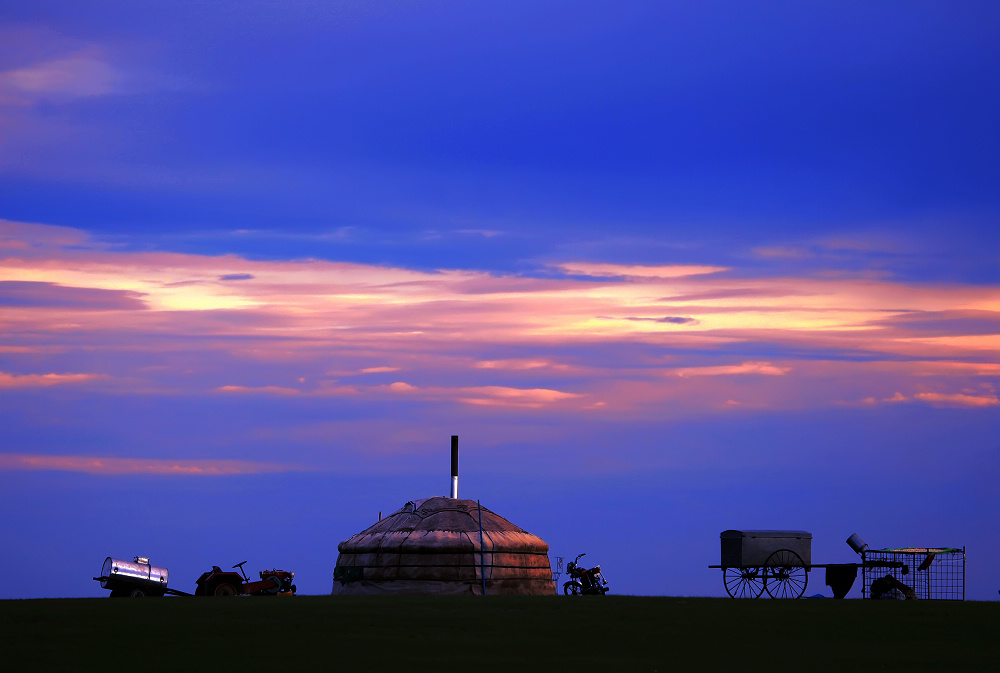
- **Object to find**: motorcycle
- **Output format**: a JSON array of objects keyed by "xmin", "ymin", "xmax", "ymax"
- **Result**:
[{"xmin": 563, "ymin": 553, "xmax": 610, "ymax": 595}]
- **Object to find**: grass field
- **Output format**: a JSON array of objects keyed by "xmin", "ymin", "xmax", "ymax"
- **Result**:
[{"xmin": 4, "ymin": 595, "xmax": 997, "ymax": 672}]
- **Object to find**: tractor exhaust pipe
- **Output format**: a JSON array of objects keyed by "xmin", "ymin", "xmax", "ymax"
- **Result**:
[{"xmin": 450, "ymin": 435, "xmax": 459, "ymax": 499}]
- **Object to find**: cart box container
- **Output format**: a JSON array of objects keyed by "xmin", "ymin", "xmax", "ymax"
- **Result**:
[{"xmin": 721, "ymin": 530, "xmax": 812, "ymax": 567}]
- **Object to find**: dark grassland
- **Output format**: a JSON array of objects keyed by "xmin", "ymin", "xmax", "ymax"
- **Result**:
[{"xmin": 4, "ymin": 596, "xmax": 998, "ymax": 672}]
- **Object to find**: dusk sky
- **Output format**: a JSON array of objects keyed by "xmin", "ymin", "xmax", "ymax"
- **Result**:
[{"xmin": 1, "ymin": 1, "xmax": 997, "ymax": 600}]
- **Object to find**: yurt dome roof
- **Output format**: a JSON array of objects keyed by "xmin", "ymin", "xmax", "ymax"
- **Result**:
[{"xmin": 339, "ymin": 496, "xmax": 547, "ymax": 553}]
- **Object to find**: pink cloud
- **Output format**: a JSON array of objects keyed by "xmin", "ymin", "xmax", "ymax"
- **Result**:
[
  {"xmin": 0, "ymin": 371, "xmax": 102, "ymax": 388},
  {"xmin": 752, "ymin": 245, "xmax": 809, "ymax": 259},
  {"xmin": 210, "ymin": 378, "xmax": 588, "ymax": 411},
  {"xmin": 906, "ymin": 361, "xmax": 1000, "ymax": 377},
  {"xmin": 0, "ymin": 280, "xmax": 147, "ymax": 310},
  {"xmin": 913, "ymin": 392, "xmax": 999, "ymax": 408},
  {"xmin": 669, "ymin": 361, "xmax": 791, "ymax": 377},
  {"xmin": 474, "ymin": 359, "xmax": 560, "ymax": 370},
  {"xmin": 375, "ymin": 382, "xmax": 583, "ymax": 408},
  {"xmin": 0, "ymin": 454, "xmax": 304, "ymax": 475},
  {"xmin": 456, "ymin": 386, "xmax": 583, "ymax": 408},
  {"xmin": 0, "ymin": 220, "xmax": 90, "ymax": 250},
  {"xmin": 556, "ymin": 262, "xmax": 727, "ymax": 278},
  {"xmin": 0, "ymin": 50, "xmax": 119, "ymax": 101},
  {"xmin": 853, "ymin": 389, "xmax": 998, "ymax": 408},
  {"xmin": 216, "ymin": 385, "xmax": 300, "ymax": 395},
  {"xmin": 384, "ymin": 381, "xmax": 419, "ymax": 393}
]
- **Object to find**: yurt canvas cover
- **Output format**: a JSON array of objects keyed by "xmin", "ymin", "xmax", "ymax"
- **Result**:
[{"xmin": 333, "ymin": 497, "xmax": 554, "ymax": 595}]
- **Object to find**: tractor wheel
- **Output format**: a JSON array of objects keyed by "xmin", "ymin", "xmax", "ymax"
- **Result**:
[
  {"xmin": 263, "ymin": 574, "xmax": 281, "ymax": 594},
  {"xmin": 213, "ymin": 582, "xmax": 240, "ymax": 596}
]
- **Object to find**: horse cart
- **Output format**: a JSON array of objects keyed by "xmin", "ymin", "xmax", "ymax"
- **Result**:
[{"xmin": 708, "ymin": 530, "xmax": 817, "ymax": 599}]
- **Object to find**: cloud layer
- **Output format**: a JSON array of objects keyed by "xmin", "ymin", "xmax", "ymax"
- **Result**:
[
  {"xmin": 2, "ymin": 219, "xmax": 996, "ymax": 451},
  {"xmin": 0, "ymin": 453, "xmax": 303, "ymax": 475}
]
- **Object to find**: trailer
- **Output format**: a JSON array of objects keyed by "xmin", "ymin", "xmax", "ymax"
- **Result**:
[
  {"xmin": 709, "ymin": 531, "xmax": 963, "ymax": 600},
  {"xmin": 709, "ymin": 530, "xmax": 815, "ymax": 599},
  {"xmin": 94, "ymin": 556, "xmax": 295, "ymax": 598},
  {"xmin": 94, "ymin": 556, "xmax": 192, "ymax": 597}
]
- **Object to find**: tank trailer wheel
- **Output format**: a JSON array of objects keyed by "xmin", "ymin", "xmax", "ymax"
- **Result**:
[
  {"xmin": 723, "ymin": 567, "xmax": 765, "ymax": 598},
  {"xmin": 213, "ymin": 582, "xmax": 240, "ymax": 597},
  {"xmin": 129, "ymin": 587, "xmax": 148, "ymax": 598},
  {"xmin": 563, "ymin": 581, "xmax": 583, "ymax": 596},
  {"xmin": 764, "ymin": 549, "xmax": 808, "ymax": 599}
]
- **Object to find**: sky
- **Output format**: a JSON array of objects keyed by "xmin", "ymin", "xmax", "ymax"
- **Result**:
[{"xmin": 1, "ymin": 1, "xmax": 997, "ymax": 600}]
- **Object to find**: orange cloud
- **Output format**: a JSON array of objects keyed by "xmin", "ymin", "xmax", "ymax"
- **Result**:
[{"xmin": 0, "ymin": 454, "xmax": 305, "ymax": 475}]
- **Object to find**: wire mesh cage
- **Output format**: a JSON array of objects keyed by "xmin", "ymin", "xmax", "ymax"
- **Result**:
[{"xmin": 861, "ymin": 547, "xmax": 965, "ymax": 600}]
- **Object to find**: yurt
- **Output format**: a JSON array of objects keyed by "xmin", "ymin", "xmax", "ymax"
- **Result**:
[{"xmin": 332, "ymin": 496, "xmax": 554, "ymax": 596}]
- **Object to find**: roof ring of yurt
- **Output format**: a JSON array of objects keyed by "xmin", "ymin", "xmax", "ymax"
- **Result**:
[{"xmin": 332, "ymin": 437, "xmax": 554, "ymax": 596}]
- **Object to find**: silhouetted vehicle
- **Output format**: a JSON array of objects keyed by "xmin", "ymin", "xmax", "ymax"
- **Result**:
[
  {"xmin": 95, "ymin": 556, "xmax": 182, "ymax": 597},
  {"xmin": 195, "ymin": 561, "xmax": 296, "ymax": 596},
  {"xmin": 95, "ymin": 555, "xmax": 295, "ymax": 597},
  {"xmin": 713, "ymin": 530, "xmax": 813, "ymax": 599},
  {"xmin": 563, "ymin": 553, "xmax": 610, "ymax": 595},
  {"xmin": 708, "ymin": 531, "xmax": 953, "ymax": 600}
]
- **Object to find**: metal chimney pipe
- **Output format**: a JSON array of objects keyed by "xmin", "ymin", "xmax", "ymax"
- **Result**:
[{"xmin": 450, "ymin": 435, "xmax": 459, "ymax": 499}]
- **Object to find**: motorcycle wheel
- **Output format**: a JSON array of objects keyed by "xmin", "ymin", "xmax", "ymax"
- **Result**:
[{"xmin": 563, "ymin": 581, "xmax": 583, "ymax": 596}]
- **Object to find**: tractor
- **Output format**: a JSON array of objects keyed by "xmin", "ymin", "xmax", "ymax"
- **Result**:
[{"xmin": 194, "ymin": 561, "xmax": 296, "ymax": 596}]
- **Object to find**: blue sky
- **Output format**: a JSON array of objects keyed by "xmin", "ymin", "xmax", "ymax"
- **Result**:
[{"xmin": 1, "ymin": 1, "xmax": 997, "ymax": 599}]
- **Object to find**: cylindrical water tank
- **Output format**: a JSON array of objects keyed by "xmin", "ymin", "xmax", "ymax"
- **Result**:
[{"xmin": 100, "ymin": 556, "xmax": 169, "ymax": 590}]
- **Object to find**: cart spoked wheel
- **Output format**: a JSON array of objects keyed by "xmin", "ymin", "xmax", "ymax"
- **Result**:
[
  {"xmin": 723, "ymin": 567, "xmax": 765, "ymax": 598},
  {"xmin": 764, "ymin": 549, "xmax": 808, "ymax": 599}
]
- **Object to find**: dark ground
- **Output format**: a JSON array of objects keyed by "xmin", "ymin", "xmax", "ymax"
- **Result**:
[{"xmin": 3, "ymin": 595, "xmax": 998, "ymax": 672}]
